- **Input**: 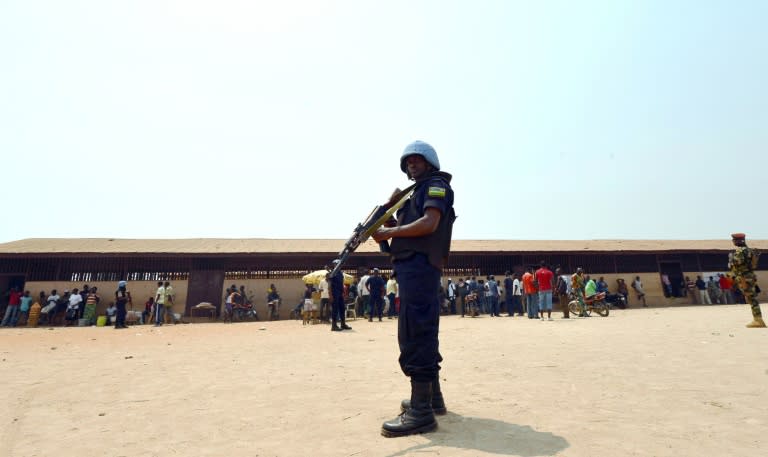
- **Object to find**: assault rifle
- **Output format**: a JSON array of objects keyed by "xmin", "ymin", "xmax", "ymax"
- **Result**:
[{"xmin": 328, "ymin": 183, "xmax": 417, "ymax": 278}]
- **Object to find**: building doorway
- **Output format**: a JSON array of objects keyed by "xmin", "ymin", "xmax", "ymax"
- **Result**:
[
  {"xmin": 186, "ymin": 270, "xmax": 224, "ymax": 316},
  {"xmin": 659, "ymin": 262, "xmax": 684, "ymax": 297}
]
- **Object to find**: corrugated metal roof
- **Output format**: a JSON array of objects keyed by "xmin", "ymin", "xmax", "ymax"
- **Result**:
[{"xmin": 1, "ymin": 238, "xmax": 764, "ymax": 255}]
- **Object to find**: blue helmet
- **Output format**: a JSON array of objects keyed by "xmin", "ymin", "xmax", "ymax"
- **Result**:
[{"xmin": 400, "ymin": 140, "xmax": 440, "ymax": 173}]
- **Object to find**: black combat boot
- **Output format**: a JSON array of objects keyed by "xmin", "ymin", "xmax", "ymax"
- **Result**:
[
  {"xmin": 400, "ymin": 377, "xmax": 447, "ymax": 415},
  {"xmin": 340, "ymin": 318, "xmax": 352, "ymax": 330},
  {"xmin": 381, "ymin": 381, "xmax": 437, "ymax": 437},
  {"xmin": 331, "ymin": 319, "xmax": 341, "ymax": 331}
]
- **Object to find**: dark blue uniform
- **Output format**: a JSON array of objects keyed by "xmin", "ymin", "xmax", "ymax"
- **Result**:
[
  {"xmin": 390, "ymin": 171, "xmax": 455, "ymax": 383},
  {"xmin": 366, "ymin": 275, "xmax": 386, "ymax": 319},
  {"xmin": 330, "ymin": 271, "xmax": 345, "ymax": 322}
]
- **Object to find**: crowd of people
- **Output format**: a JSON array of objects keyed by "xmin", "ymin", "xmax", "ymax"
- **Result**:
[
  {"xmin": 0, "ymin": 280, "xmax": 179, "ymax": 329},
  {"xmin": 1, "ymin": 270, "xmax": 758, "ymax": 330},
  {"xmin": 222, "ymin": 283, "xmax": 281, "ymax": 322},
  {"xmin": 662, "ymin": 273, "xmax": 755, "ymax": 306}
]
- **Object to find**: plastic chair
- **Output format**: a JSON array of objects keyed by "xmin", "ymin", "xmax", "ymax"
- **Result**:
[{"xmin": 345, "ymin": 300, "xmax": 357, "ymax": 320}]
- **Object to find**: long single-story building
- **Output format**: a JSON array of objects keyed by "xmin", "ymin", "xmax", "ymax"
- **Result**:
[{"xmin": 1, "ymin": 238, "xmax": 765, "ymax": 319}]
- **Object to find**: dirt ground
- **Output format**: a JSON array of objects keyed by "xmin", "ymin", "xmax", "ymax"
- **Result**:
[{"xmin": 1, "ymin": 304, "xmax": 767, "ymax": 457}]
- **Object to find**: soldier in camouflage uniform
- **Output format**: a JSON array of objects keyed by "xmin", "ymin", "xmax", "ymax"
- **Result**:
[{"xmin": 728, "ymin": 233, "xmax": 765, "ymax": 328}]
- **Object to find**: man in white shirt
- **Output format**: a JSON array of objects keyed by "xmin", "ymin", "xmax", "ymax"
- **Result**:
[
  {"xmin": 41, "ymin": 290, "xmax": 60, "ymax": 324},
  {"xmin": 446, "ymin": 279, "xmax": 456, "ymax": 314},
  {"xmin": 632, "ymin": 276, "xmax": 647, "ymax": 307},
  {"xmin": 510, "ymin": 275, "xmax": 523, "ymax": 316},
  {"xmin": 358, "ymin": 270, "xmax": 371, "ymax": 318},
  {"xmin": 318, "ymin": 275, "xmax": 330, "ymax": 322},
  {"xmin": 386, "ymin": 274, "xmax": 399, "ymax": 319},
  {"xmin": 67, "ymin": 288, "xmax": 83, "ymax": 325},
  {"xmin": 154, "ymin": 281, "xmax": 166, "ymax": 326}
]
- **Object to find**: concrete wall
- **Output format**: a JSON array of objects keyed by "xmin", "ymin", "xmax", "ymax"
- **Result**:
[
  {"xmin": 21, "ymin": 270, "xmax": 768, "ymax": 322},
  {"xmin": 23, "ymin": 279, "xmax": 313, "ymax": 320}
]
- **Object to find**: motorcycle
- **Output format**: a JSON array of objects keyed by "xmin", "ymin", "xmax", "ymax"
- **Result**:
[
  {"xmin": 568, "ymin": 292, "xmax": 610, "ymax": 317},
  {"xmin": 604, "ymin": 293, "xmax": 627, "ymax": 309},
  {"xmin": 232, "ymin": 302, "xmax": 259, "ymax": 322}
]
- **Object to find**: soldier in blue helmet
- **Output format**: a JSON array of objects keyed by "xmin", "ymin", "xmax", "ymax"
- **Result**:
[{"xmin": 374, "ymin": 140, "xmax": 456, "ymax": 437}]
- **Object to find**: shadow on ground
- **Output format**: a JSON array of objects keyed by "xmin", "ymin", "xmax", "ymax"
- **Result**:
[{"xmin": 387, "ymin": 413, "xmax": 569, "ymax": 457}]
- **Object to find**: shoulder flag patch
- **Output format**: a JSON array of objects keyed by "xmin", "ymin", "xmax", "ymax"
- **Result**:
[{"xmin": 428, "ymin": 186, "xmax": 446, "ymax": 198}]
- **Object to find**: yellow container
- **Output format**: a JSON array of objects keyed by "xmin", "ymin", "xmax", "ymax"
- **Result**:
[
  {"xmin": 28, "ymin": 302, "xmax": 41, "ymax": 327},
  {"xmin": 96, "ymin": 315, "xmax": 107, "ymax": 327}
]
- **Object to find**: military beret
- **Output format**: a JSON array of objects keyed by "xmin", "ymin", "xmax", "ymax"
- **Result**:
[{"xmin": 731, "ymin": 233, "xmax": 746, "ymax": 240}]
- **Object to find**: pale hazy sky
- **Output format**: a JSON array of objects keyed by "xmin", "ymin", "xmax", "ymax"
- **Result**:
[{"xmin": 2, "ymin": 0, "xmax": 766, "ymax": 244}]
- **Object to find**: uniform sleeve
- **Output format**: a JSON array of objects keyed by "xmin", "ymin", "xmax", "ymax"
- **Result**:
[{"xmin": 422, "ymin": 177, "xmax": 452, "ymax": 215}]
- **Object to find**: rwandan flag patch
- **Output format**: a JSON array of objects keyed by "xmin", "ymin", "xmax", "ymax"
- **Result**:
[{"xmin": 428, "ymin": 186, "xmax": 446, "ymax": 198}]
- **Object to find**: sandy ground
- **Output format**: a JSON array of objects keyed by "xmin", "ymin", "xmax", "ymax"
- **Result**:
[{"xmin": 1, "ymin": 305, "xmax": 767, "ymax": 457}]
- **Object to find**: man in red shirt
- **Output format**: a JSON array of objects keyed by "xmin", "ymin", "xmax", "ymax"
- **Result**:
[
  {"xmin": 2, "ymin": 287, "xmax": 23, "ymax": 327},
  {"xmin": 718, "ymin": 274, "xmax": 734, "ymax": 304},
  {"xmin": 522, "ymin": 267, "xmax": 538, "ymax": 318},
  {"xmin": 535, "ymin": 262, "xmax": 555, "ymax": 320}
]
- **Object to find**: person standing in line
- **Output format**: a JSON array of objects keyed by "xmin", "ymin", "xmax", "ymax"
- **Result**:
[
  {"xmin": 163, "ymin": 281, "xmax": 175, "ymax": 324},
  {"xmin": 457, "ymin": 278, "xmax": 468, "ymax": 317},
  {"xmin": 114, "ymin": 281, "xmax": 131, "ymax": 329},
  {"xmin": 358, "ymin": 269, "xmax": 371, "ymax": 319},
  {"xmin": 386, "ymin": 273, "xmax": 399, "ymax": 319},
  {"xmin": 154, "ymin": 281, "xmax": 166, "ymax": 326},
  {"xmin": 83, "ymin": 287, "xmax": 100, "ymax": 326},
  {"xmin": 487, "ymin": 276, "xmax": 500, "ymax": 317},
  {"xmin": 631, "ymin": 276, "xmax": 646, "ymax": 307},
  {"xmin": 79, "ymin": 285, "xmax": 89, "ymax": 319},
  {"xmin": 707, "ymin": 276, "xmax": 723, "ymax": 304},
  {"xmin": 445, "ymin": 278, "xmax": 456, "ymax": 315},
  {"xmin": 318, "ymin": 273, "xmax": 330, "ymax": 322},
  {"xmin": 373, "ymin": 140, "xmax": 455, "ymax": 437},
  {"xmin": 366, "ymin": 268, "xmax": 386, "ymax": 322},
  {"xmin": 719, "ymin": 274, "xmax": 735, "ymax": 304},
  {"xmin": 466, "ymin": 276, "xmax": 478, "ymax": 314},
  {"xmin": 510, "ymin": 274, "xmax": 524, "ymax": 316},
  {"xmin": 41, "ymin": 290, "xmax": 59, "ymax": 325},
  {"xmin": 481, "ymin": 278, "xmax": 491, "ymax": 314},
  {"xmin": 65, "ymin": 288, "xmax": 82, "ymax": 326},
  {"xmin": 16, "ymin": 290, "xmax": 32, "ymax": 326},
  {"xmin": 535, "ymin": 262, "xmax": 555, "ymax": 321},
  {"xmin": 695, "ymin": 275, "xmax": 712, "ymax": 305},
  {"xmin": 1, "ymin": 287, "xmax": 22, "ymax": 327},
  {"xmin": 522, "ymin": 267, "xmax": 538, "ymax": 319},
  {"xmin": 728, "ymin": 233, "xmax": 765, "ymax": 328},
  {"xmin": 555, "ymin": 268, "xmax": 569, "ymax": 318},
  {"xmin": 503, "ymin": 271, "xmax": 514, "ymax": 316}
]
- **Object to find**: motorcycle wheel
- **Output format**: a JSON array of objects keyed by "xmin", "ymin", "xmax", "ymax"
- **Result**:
[
  {"xmin": 568, "ymin": 300, "xmax": 580, "ymax": 316},
  {"xmin": 595, "ymin": 302, "xmax": 610, "ymax": 317}
]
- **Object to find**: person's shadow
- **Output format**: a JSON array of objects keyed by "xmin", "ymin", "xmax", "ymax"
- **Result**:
[{"xmin": 387, "ymin": 412, "xmax": 569, "ymax": 457}]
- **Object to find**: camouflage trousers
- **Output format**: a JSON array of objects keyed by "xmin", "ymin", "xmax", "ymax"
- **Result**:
[{"xmin": 736, "ymin": 274, "xmax": 762, "ymax": 318}]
